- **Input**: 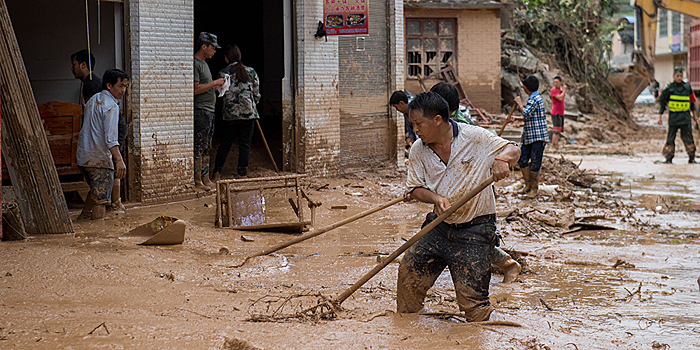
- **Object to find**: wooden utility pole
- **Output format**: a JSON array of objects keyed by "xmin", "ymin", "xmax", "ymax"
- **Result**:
[{"xmin": 0, "ymin": 0, "xmax": 73, "ymax": 234}]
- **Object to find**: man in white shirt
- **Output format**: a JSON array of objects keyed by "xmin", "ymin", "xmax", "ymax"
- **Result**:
[
  {"xmin": 76, "ymin": 69, "xmax": 129, "ymax": 220},
  {"xmin": 399, "ymin": 92, "xmax": 520, "ymax": 321}
]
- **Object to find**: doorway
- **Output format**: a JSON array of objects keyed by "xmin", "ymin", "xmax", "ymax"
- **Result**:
[{"xmin": 194, "ymin": 0, "xmax": 286, "ymax": 176}]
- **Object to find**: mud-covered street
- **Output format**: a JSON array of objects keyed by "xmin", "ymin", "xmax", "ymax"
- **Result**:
[{"xmin": 2, "ymin": 109, "xmax": 700, "ymax": 350}]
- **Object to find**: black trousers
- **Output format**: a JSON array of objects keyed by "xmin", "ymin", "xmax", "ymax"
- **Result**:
[{"xmin": 214, "ymin": 119, "xmax": 255, "ymax": 174}]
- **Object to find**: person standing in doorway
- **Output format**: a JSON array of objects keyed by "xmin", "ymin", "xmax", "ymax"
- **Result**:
[
  {"xmin": 76, "ymin": 69, "xmax": 129, "ymax": 220},
  {"xmin": 212, "ymin": 44, "xmax": 260, "ymax": 180},
  {"xmin": 658, "ymin": 67, "xmax": 699, "ymax": 164},
  {"xmin": 550, "ymin": 76, "xmax": 566, "ymax": 150},
  {"xmin": 194, "ymin": 32, "xmax": 226, "ymax": 190},
  {"xmin": 71, "ymin": 49, "xmax": 102, "ymax": 104}
]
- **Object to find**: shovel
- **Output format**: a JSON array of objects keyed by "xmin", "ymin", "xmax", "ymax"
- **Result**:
[
  {"xmin": 229, "ymin": 196, "xmax": 404, "ymax": 267},
  {"xmin": 120, "ymin": 216, "xmax": 186, "ymax": 245},
  {"xmin": 332, "ymin": 175, "xmax": 495, "ymax": 307},
  {"xmin": 497, "ymin": 104, "xmax": 518, "ymax": 137}
]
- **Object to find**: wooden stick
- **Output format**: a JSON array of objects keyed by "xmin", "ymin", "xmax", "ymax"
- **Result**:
[
  {"xmin": 497, "ymin": 104, "xmax": 518, "ymax": 137},
  {"xmin": 230, "ymin": 196, "xmax": 404, "ymax": 267},
  {"xmin": 255, "ymin": 119, "xmax": 279, "ymax": 172},
  {"xmin": 333, "ymin": 176, "xmax": 494, "ymax": 306}
]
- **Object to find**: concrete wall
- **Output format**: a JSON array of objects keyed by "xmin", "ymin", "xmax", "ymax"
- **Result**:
[
  {"xmin": 127, "ymin": 0, "xmax": 194, "ymax": 204},
  {"xmin": 389, "ymin": 0, "xmax": 405, "ymax": 168},
  {"xmin": 8, "ymin": 1, "xmax": 120, "ymax": 104},
  {"xmin": 405, "ymin": 8, "xmax": 501, "ymax": 113},
  {"xmin": 338, "ymin": 0, "xmax": 391, "ymax": 168},
  {"xmin": 294, "ymin": 0, "xmax": 341, "ymax": 176}
]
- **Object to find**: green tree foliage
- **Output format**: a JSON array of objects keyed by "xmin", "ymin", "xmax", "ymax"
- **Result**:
[{"xmin": 513, "ymin": 0, "xmax": 630, "ymax": 118}]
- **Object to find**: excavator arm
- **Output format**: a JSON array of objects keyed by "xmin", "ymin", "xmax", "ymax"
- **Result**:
[{"xmin": 609, "ymin": 0, "xmax": 700, "ymax": 108}]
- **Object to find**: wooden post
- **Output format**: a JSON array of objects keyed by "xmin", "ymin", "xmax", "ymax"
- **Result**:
[{"xmin": 0, "ymin": 0, "xmax": 73, "ymax": 234}]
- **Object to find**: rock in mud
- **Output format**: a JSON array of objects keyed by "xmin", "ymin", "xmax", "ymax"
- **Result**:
[{"xmin": 223, "ymin": 337, "xmax": 262, "ymax": 350}]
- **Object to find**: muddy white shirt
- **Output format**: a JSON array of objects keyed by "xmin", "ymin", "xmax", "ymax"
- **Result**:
[
  {"xmin": 77, "ymin": 90, "xmax": 120, "ymax": 169},
  {"xmin": 406, "ymin": 121, "xmax": 511, "ymax": 224}
]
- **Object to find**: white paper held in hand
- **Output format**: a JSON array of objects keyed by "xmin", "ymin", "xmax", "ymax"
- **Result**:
[{"xmin": 217, "ymin": 74, "xmax": 231, "ymax": 97}]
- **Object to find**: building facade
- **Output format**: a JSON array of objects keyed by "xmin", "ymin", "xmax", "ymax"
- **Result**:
[{"xmin": 8, "ymin": 0, "xmax": 503, "ymax": 205}]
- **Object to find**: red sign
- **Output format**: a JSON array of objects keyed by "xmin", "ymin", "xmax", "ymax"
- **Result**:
[{"xmin": 323, "ymin": 0, "xmax": 369, "ymax": 36}]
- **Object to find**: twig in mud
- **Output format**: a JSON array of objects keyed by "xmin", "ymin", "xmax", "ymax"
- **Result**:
[
  {"xmin": 362, "ymin": 310, "xmax": 395, "ymax": 323},
  {"xmin": 539, "ymin": 298, "xmax": 554, "ymax": 311},
  {"xmin": 175, "ymin": 307, "xmax": 214, "ymax": 319},
  {"xmin": 246, "ymin": 292, "xmax": 340, "ymax": 322},
  {"xmin": 618, "ymin": 282, "xmax": 643, "ymax": 302},
  {"xmin": 566, "ymin": 343, "xmax": 580, "ymax": 350},
  {"xmin": 88, "ymin": 322, "xmax": 109, "ymax": 335}
]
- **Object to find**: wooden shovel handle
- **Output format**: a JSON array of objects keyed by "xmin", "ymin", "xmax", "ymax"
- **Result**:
[
  {"xmin": 497, "ymin": 104, "xmax": 518, "ymax": 137},
  {"xmin": 333, "ymin": 175, "xmax": 495, "ymax": 306},
  {"xmin": 247, "ymin": 196, "xmax": 404, "ymax": 259}
]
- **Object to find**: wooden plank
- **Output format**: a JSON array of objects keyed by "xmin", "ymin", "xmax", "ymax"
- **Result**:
[
  {"xmin": 0, "ymin": 0, "xmax": 73, "ymax": 234},
  {"xmin": 229, "ymin": 221, "xmax": 311, "ymax": 233}
]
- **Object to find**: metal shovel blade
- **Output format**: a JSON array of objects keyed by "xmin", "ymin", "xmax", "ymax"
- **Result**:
[{"xmin": 121, "ymin": 216, "xmax": 186, "ymax": 245}]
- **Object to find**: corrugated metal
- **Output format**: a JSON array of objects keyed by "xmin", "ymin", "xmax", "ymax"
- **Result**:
[
  {"xmin": 338, "ymin": 0, "xmax": 391, "ymax": 167},
  {"xmin": 128, "ymin": 0, "xmax": 194, "ymax": 204}
]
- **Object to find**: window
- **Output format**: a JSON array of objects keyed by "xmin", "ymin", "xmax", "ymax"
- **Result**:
[
  {"xmin": 659, "ymin": 9, "xmax": 668, "ymax": 37},
  {"xmin": 406, "ymin": 19, "xmax": 456, "ymax": 78},
  {"xmin": 671, "ymin": 12, "xmax": 681, "ymax": 35}
]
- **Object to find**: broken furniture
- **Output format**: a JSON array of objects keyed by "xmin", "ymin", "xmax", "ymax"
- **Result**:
[
  {"xmin": 2, "ymin": 101, "xmax": 88, "ymax": 191},
  {"xmin": 417, "ymin": 62, "xmax": 489, "ymax": 124},
  {"xmin": 215, "ymin": 174, "xmax": 320, "ymax": 233}
]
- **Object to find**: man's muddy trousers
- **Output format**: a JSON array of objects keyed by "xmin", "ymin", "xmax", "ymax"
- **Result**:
[
  {"xmin": 397, "ymin": 214, "xmax": 496, "ymax": 321},
  {"xmin": 663, "ymin": 123, "xmax": 696, "ymax": 161}
]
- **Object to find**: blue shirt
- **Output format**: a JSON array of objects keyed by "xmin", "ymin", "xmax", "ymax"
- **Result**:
[
  {"xmin": 521, "ymin": 91, "xmax": 548, "ymax": 145},
  {"xmin": 77, "ymin": 90, "xmax": 120, "ymax": 169}
]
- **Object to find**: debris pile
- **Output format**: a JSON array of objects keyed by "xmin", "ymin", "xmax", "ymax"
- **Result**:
[
  {"xmin": 510, "ymin": 0, "xmax": 629, "ymax": 120},
  {"xmin": 495, "ymin": 155, "xmax": 645, "ymax": 238}
]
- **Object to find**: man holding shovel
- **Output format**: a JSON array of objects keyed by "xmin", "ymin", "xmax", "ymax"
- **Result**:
[{"xmin": 399, "ymin": 92, "xmax": 520, "ymax": 321}]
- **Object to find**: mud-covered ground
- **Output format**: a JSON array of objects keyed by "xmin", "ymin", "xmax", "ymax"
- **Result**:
[{"xmin": 2, "ymin": 107, "xmax": 700, "ymax": 349}]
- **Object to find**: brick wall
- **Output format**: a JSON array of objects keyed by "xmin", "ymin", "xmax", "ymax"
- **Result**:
[
  {"xmin": 405, "ymin": 8, "xmax": 502, "ymax": 114},
  {"xmin": 294, "ymin": 1, "xmax": 341, "ymax": 176},
  {"xmin": 127, "ymin": 0, "xmax": 194, "ymax": 204}
]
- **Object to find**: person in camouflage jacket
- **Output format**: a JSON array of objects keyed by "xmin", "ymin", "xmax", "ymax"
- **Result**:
[{"xmin": 212, "ymin": 44, "xmax": 261, "ymax": 179}]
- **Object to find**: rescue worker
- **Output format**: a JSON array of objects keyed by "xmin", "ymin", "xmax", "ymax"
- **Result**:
[{"xmin": 658, "ymin": 67, "xmax": 699, "ymax": 164}]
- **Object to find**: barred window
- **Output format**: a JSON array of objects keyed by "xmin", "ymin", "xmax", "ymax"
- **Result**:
[
  {"xmin": 659, "ymin": 9, "xmax": 668, "ymax": 37},
  {"xmin": 406, "ymin": 19, "xmax": 456, "ymax": 79},
  {"xmin": 671, "ymin": 12, "xmax": 681, "ymax": 34}
]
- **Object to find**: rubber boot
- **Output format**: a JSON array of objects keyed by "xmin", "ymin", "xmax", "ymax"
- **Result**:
[
  {"xmin": 237, "ymin": 167, "xmax": 248, "ymax": 179},
  {"xmin": 194, "ymin": 158, "xmax": 211, "ymax": 191},
  {"xmin": 109, "ymin": 182, "xmax": 126, "ymax": 213},
  {"xmin": 79, "ymin": 195, "xmax": 94, "ymax": 220},
  {"xmin": 689, "ymin": 152, "xmax": 698, "ymax": 164},
  {"xmin": 202, "ymin": 173, "xmax": 214, "ymax": 187},
  {"xmin": 91, "ymin": 204, "xmax": 106, "ymax": 220},
  {"xmin": 662, "ymin": 144, "xmax": 674, "ymax": 163},
  {"xmin": 527, "ymin": 171, "xmax": 539, "ymax": 199},
  {"xmin": 494, "ymin": 255, "xmax": 522, "ymax": 283},
  {"xmin": 518, "ymin": 167, "xmax": 532, "ymax": 194}
]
